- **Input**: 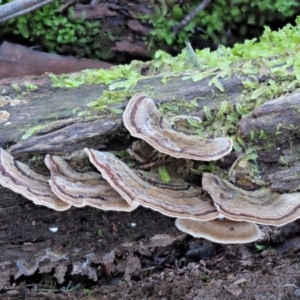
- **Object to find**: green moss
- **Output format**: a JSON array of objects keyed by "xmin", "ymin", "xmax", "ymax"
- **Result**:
[
  {"xmin": 24, "ymin": 82, "xmax": 38, "ymax": 91},
  {"xmin": 47, "ymin": 18, "xmax": 300, "ymax": 156},
  {"xmin": 200, "ymin": 275, "xmax": 210, "ymax": 282},
  {"xmin": 196, "ymin": 161, "xmax": 218, "ymax": 174},
  {"xmin": 86, "ymin": 90, "xmax": 132, "ymax": 114},
  {"xmin": 49, "ymin": 17, "xmax": 300, "ymax": 96},
  {"xmin": 21, "ymin": 123, "xmax": 53, "ymax": 140},
  {"xmin": 49, "ymin": 64, "xmax": 141, "ymax": 90},
  {"xmin": 11, "ymin": 84, "xmax": 21, "ymax": 92},
  {"xmin": 158, "ymin": 98, "xmax": 198, "ymax": 115},
  {"xmin": 158, "ymin": 165, "xmax": 171, "ymax": 183}
]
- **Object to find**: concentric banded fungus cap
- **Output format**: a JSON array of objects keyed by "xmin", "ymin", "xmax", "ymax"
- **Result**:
[
  {"xmin": 0, "ymin": 148, "xmax": 70, "ymax": 211},
  {"xmin": 175, "ymin": 218, "xmax": 263, "ymax": 244},
  {"xmin": 85, "ymin": 148, "xmax": 219, "ymax": 220},
  {"xmin": 123, "ymin": 93, "xmax": 233, "ymax": 161},
  {"xmin": 202, "ymin": 172, "xmax": 300, "ymax": 226},
  {"xmin": 45, "ymin": 155, "xmax": 138, "ymax": 212}
]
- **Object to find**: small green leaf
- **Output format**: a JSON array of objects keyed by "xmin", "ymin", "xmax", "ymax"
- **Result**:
[
  {"xmin": 109, "ymin": 77, "xmax": 138, "ymax": 90},
  {"xmin": 244, "ymin": 152, "xmax": 258, "ymax": 161},
  {"xmin": 24, "ymin": 81, "xmax": 38, "ymax": 91},
  {"xmin": 171, "ymin": 5, "xmax": 183, "ymax": 21},
  {"xmin": 72, "ymin": 107, "xmax": 82, "ymax": 114},
  {"xmin": 109, "ymin": 107, "xmax": 123, "ymax": 114},
  {"xmin": 11, "ymin": 84, "xmax": 21, "ymax": 91},
  {"xmin": 159, "ymin": 102, "xmax": 179, "ymax": 113},
  {"xmin": 184, "ymin": 42, "xmax": 202, "ymax": 69},
  {"xmin": 236, "ymin": 103, "xmax": 249, "ymax": 116},
  {"xmin": 203, "ymin": 106, "xmax": 213, "ymax": 120},
  {"xmin": 255, "ymin": 244, "xmax": 265, "ymax": 251},
  {"xmin": 209, "ymin": 76, "xmax": 224, "ymax": 92},
  {"xmin": 187, "ymin": 118, "xmax": 202, "ymax": 128},
  {"xmin": 158, "ymin": 165, "xmax": 171, "ymax": 183},
  {"xmin": 259, "ymin": 130, "xmax": 267, "ymax": 139},
  {"xmin": 237, "ymin": 137, "xmax": 245, "ymax": 147},
  {"xmin": 161, "ymin": 77, "xmax": 167, "ymax": 84}
]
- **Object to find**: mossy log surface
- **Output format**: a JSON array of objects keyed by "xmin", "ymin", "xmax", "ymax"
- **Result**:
[
  {"xmin": 1, "ymin": 72, "xmax": 300, "ymax": 190},
  {"xmin": 0, "ymin": 73, "xmax": 243, "ymax": 155},
  {"xmin": 0, "ymin": 72, "xmax": 300, "ymax": 289}
]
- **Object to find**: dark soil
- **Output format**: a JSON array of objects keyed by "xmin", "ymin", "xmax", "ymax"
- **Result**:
[{"xmin": 1, "ymin": 193, "xmax": 300, "ymax": 300}]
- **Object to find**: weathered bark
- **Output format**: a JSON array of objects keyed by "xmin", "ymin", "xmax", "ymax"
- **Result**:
[
  {"xmin": 0, "ymin": 73, "xmax": 243, "ymax": 155},
  {"xmin": 1, "ymin": 72, "xmax": 300, "ymax": 189},
  {"xmin": 1, "ymin": 71, "xmax": 300, "ymax": 290}
]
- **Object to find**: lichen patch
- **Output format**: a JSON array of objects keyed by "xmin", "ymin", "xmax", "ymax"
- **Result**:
[
  {"xmin": 10, "ymin": 99, "xmax": 21, "ymax": 106},
  {"xmin": 0, "ymin": 110, "xmax": 10, "ymax": 123},
  {"xmin": 0, "ymin": 96, "xmax": 11, "ymax": 107}
]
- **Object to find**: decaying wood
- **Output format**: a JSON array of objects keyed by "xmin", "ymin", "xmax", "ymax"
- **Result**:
[
  {"xmin": 0, "ymin": 74, "xmax": 242, "ymax": 154},
  {"xmin": 0, "ymin": 71, "xmax": 300, "ymax": 288},
  {"xmin": 0, "ymin": 72, "xmax": 300, "ymax": 189},
  {"xmin": 239, "ymin": 93, "xmax": 300, "ymax": 145},
  {"xmin": 0, "ymin": 42, "xmax": 112, "ymax": 79}
]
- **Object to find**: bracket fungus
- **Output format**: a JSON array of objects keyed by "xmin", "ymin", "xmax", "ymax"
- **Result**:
[
  {"xmin": 202, "ymin": 172, "xmax": 300, "ymax": 226},
  {"xmin": 85, "ymin": 149, "xmax": 219, "ymax": 221},
  {"xmin": 45, "ymin": 154, "xmax": 138, "ymax": 212},
  {"xmin": 123, "ymin": 93, "xmax": 233, "ymax": 161},
  {"xmin": 175, "ymin": 218, "xmax": 263, "ymax": 244},
  {"xmin": 0, "ymin": 148, "xmax": 70, "ymax": 211},
  {"xmin": 3, "ymin": 90, "xmax": 298, "ymax": 245}
]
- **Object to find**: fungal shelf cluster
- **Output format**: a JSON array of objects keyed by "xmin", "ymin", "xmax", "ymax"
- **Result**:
[{"xmin": 1, "ymin": 94, "xmax": 299, "ymax": 244}]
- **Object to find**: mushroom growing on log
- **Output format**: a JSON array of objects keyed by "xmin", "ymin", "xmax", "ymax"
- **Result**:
[
  {"xmin": 123, "ymin": 93, "xmax": 233, "ymax": 161},
  {"xmin": 45, "ymin": 154, "xmax": 138, "ymax": 212},
  {"xmin": 1, "ymin": 69, "xmax": 300, "ymax": 246},
  {"xmin": 202, "ymin": 172, "xmax": 300, "ymax": 226},
  {"xmin": 2, "ymin": 90, "xmax": 300, "ymax": 244},
  {"xmin": 0, "ymin": 148, "xmax": 70, "ymax": 211},
  {"xmin": 175, "ymin": 218, "xmax": 263, "ymax": 244},
  {"xmin": 85, "ymin": 149, "xmax": 219, "ymax": 221}
]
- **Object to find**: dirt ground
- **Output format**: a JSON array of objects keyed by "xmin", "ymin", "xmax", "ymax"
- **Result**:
[{"xmin": 0, "ymin": 193, "xmax": 300, "ymax": 300}]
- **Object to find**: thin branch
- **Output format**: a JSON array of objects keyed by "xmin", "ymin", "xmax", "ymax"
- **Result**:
[
  {"xmin": 0, "ymin": 0, "xmax": 54, "ymax": 24},
  {"xmin": 172, "ymin": 0, "xmax": 211, "ymax": 34}
]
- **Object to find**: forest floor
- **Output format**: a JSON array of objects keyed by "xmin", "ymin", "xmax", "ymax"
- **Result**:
[{"xmin": 0, "ymin": 196, "xmax": 300, "ymax": 300}]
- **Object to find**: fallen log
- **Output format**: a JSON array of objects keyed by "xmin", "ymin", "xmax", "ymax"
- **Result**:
[{"xmin": 1, "ymin": 26, "xmax": 300, "ymax": 290}]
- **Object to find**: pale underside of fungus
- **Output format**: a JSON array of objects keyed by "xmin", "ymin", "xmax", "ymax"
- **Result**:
[
  {"xmin": 175, "ymin": 218, "xmax": 263, "ymax": 244},
  {"xmin": 84, "ymin": 148, "xmax": 219, "ymax": 221},
  {"xmin": 202, "ymin": 172, "xmax": 300, "ymax": 226},
  {"xmin": 123, "ymin": 93, "xmax": 233, "ymax": 161},
  {"xmin": 45, "ymin": 154, "xmax": 138, "ymax": 212},
  {"xmin": 0, "ymin": 148, "xmax": 70, "ymax": 211}
]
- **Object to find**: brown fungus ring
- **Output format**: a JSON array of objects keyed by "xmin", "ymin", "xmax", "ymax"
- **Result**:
[
  {"xmin": 85, "ymin": 149, "xmax": 219, "ymax": 221},
  {"xmin": 45, "ymin": 154, "xmax": 138, "ymax": 212},
  {"xmin": 123, "ymin": 94, "xmax": 233, "ymax": 161}
]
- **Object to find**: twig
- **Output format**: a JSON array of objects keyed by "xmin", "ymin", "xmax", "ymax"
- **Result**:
[
  {"xmin": 121, "ymin": 287, "xmax": 131, "ymax": 300},
  {"xmin": 0, "ymin": 0, "xmax": 55, "ymax": 24},
  {"xmin": 172, "ymin": 0, "xmax": 211, "ymax": 34},
  {"xmin": 141, "ymin": 254, "xmax": 171, "ymax": 272},
  {"xmin": 135, "ymin": 157, "xmax": 175, "ymax": 170}
]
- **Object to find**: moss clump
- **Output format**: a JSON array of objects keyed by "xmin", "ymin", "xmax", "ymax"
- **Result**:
[
  {"xmin": 49, "ymin": 18, "xmax": 300, "ymax": 155},
  {"xmin": 49, "ymin": 17, "xmax": 300, "ymax": 91}
]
